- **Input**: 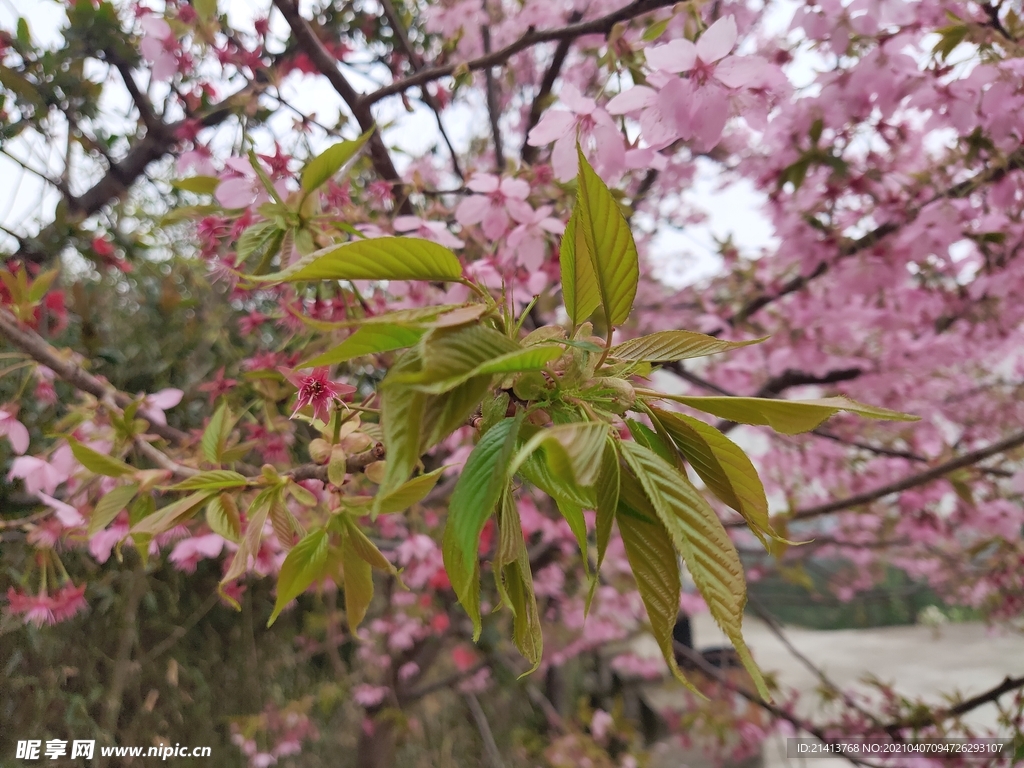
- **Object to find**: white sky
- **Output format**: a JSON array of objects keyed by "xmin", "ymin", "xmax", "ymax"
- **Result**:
[{"xmin": 0, "ymin": 0, "xmax": 781, "ymax": 285}]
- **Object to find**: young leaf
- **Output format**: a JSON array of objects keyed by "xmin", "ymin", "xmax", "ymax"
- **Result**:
[
  {"xmin": 341, "ymin": 532, "xmax": 375, "ymax": 632},
  {"xmin": 653, "ymin": 394, "xmax": 919, "ymax": 435},
  {"xmin": 559, "ymin": 207, "xmax": 601, "ymax": 327},
  {"xmin": 67, "ymin": 438, "xmax": 133, "ymax": 477},
  {"xmin": 620, "ymin": 442, "xmax": 770, "ymax": 700},
  {"xmin": 616, "ymin": 474, "xmax": 700, "ymax": 696},
  {"xmin": 89, "ymin": 483, "xmax": 139, "ymax": 535},
  {"xmin": 130, "ymin": 491, "xmax": 215, "ymax": 536},
  {"xmin": 610, "ymin": 330, "xmax": 765, "ymax": 362},
  {"xmin": 494, "ymin": 483, "xmax": 524, "ymax": 610},
  {"xmin": 268, "ymin": 528, "xmax": 329, "ymax": 626},
  {"xmin": 343, "ymin": 516, "xmax": 398, "ymax": 573},
  {"xmin": 511, "ymin": 422, "xmax": 609, "ymax": 487},
  {"xmin": 301, "ymin": 324, "xmax": 425, "ymax": 368},
  {"xmin": 300, "ymin": 131, "xmax": 371, "ymax": 192},
  {"xmin": 517, "ymin": 448, "xmax": 596, "ymax": 509},
  {"xmin": 575, "ymin": 147, "xmax": 639, "ymax": 327},
  {"xmin": 506, "ymin": 553, "xmax": 542, "ymax": 672},
  {"xmin": 392, "ymin": 324, "xmax": 519, "ymax": 393},
  {"xmin": 626, "ymin": 419, "xmax": 677, "ymax": 466},
  {"xmin": 257, "ymin": 237, "xmax": 463, "ymax": 283},
  {"xmin": 443, "ymin": 415, "xmax": 523, "ymax": 639},
  {"xmin": 654, "ymin": 408, "xmax": 775, "ymax": 548},
  {"xmin": 201, "ymin": 403, "xmax": 234, "ymax": 464},
  {"xmin": 420, "ymin": 376, "xmax": 492, "ymax": 450},
  {"xmin": 171, "ymin": 175, "xmax": 220, "ymax": 195},
  {"xmin": 206, "ymin": 493, "xmax": 242, "ymax": 543},
  {"xmin": 220, "ymin": 488, "xmax": 275, "ymax": 602},
  {"xmin": 376, "ymin": 351, "xmax": 426, "ymax": 510},
  {"xmin": 376, "ymin": 466, "xmax": 445, "ymax": 514},
  {"xmin": 594, "ymin": 439, "xmax": 620, "ymax": 573},
  {"xmin": 166, "ymin": 470, "xmax": 249, "ymax": 492},
  {"xmin": 470, "ymin": 344, "xmax": 564, "ymax": 377}
]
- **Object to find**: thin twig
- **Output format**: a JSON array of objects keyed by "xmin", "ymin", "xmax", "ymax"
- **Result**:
[
  {"xmin": 730, "ymin": 427, "xmax": 1024, "ymax": 526},
  {"xmin": 464, "ymin": 692, "xmax": 506, "ymax": 768}
]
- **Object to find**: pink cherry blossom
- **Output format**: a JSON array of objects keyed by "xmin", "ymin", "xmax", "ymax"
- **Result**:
[
  {"xmin": 0, "ymin": 408, "xmax": 29, "ymax": 454},
  {"xmin": 281, "ymin": 367, "xmax": 355, "ymax": 424},
  {"xmin": 393, "ymin": 215, "xmax": 465, "ymax": 249},
  {"xmin": 455, "ymin": 174, "xmax": 533, "ymax": 240},
  {"xmin": 9, "ymin": 450, "xmax": 74, "ymax": 496},
  {"xmin": 527, "ymin": 83, "xmax": 625, "ymax": 182},
  {"xmin": 616, "ymin": 16, "xmax": 771, "ymax": 151},
  {"xmin": 139, "ymin": 16, "xmax": 178, "ymax": 81},
  {"xmin": 6, "ymin": 583, "xmax": 87, "ymax": 627},
  {"xmin": 504, "ymin": 204, "xmax": 562, "ymax": 271},
  {"xmin": 215, "ymin": 158, "xmax": 288, "ymax": 209},
  {"xmin": 36, "ymin": 492, "xmax": 85, "ymax": 528},
  {"xmin": 170, "ymin": 534, "xmax": 228, "ymax": 572},
  {"xmin": 142, "ymin": 388, "xmax": 184, "ymax": 427}
]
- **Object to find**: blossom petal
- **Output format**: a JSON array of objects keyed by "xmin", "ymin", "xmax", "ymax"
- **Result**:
[
  {"xmin": 697, "ymin": 16, "xmax": 738, "ymax": 63},
  {"xmin": 1, "ymin": 417, "xmax": 30, "ymax": 454},
  {"xmin": 606, "ymin": 86, "xmax": 658, "ymax": 115},
  {"xmin": 647, "ymin": 39, "xmax": 697, "ymax": 73},
  {"xmin": 466, "ymin": 174, "xmax": 499, "ymax": 193},
  {"xmin": 715, "ymin": 55, "xmax": 768, "ymax": 89},
  {"xmin": 527, "ymin": 110, "xmax": 576, "ymax": 146}
]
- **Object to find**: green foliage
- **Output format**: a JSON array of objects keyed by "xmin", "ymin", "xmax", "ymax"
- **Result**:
[{"xmin": 229, "ymin": 147, "xmax": 917, "ymax": 689}]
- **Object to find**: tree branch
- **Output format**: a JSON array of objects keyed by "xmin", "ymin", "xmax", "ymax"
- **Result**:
[
  {"xmin": 378, "ymin": 0, "xmax": 464, "ymax": 179},
  {"xmin": 271, "ymin": 0, "xmax": 415, "ymax": 216},
  {"xmin": 882, "ymin": 674, "xmax": 1024, "ymax": 735},
  {"xmin": 363, "ymin": 0, "xmax": 677, "ymax": 106},
  {"xmin": 730, "ymin": 427, "xmax": 1024, "ymax": 526},
  {"xmin": 520, "ymin": 13, "xmax": 582, "ymax": 164}
]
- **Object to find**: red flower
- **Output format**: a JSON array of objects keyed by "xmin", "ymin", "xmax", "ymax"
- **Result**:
[
  {"xmin": 6, "ymin": 583, "xmax": 87, "ymax": 627},
  {"xmin": 280, "ymin": 367, "xmax": 355, "ymax": 424}
]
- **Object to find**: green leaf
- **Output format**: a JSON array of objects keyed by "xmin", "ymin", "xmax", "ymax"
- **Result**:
[
  {"xmin": 130, "ymin": 492, "xmax": 214, "ymax": 536},
  {"xmin": 393, "ymin": 324, "xmax": 519, "ymax": 393},
  {"xmin": 420, "ymin": 375, "xmax": 491, "ymax": 450},
  {"xmin": 559, "ymin": 207, "xmax": 601, "ymax": 327},
  {"xmin": 375, "ymin": 350, "xmax": 426, "ymax": 509},
  {"xmin": 268, "ymin": 528, "xmax": 329, "ymax": 626},
  {"xmin": 220, "ymin": 489, "xmax": 275, "ymax": 603},
  {"xmin": 171, "ymin": 175, "xmax": 220, "ymax": 195},
  {"xmin": 300, "ymin": 131, "xmax": 372, "ymax": 192},
  {"xmin": 517, "ymin": 448, "xmax": 596, "ymax": 509},
  {"xmin": 620, "ymin": 442, "xmax": 769, "ymax": 700},
  {"xmin": 656, "ymin": 394, "xmax": 920, "ymax": 435},
  {"xmin": 376, "ymin": 467, "xmax": 445, "ymax": 514},
  {"xmin": 67, "ymin": 438, "xmax": 133, "ymax": 477},
  {"xmin": 201, "ymin": 403, "xmax": 234, "ymax": 464},
  {"xmin": 654, "ymin": 408, "xmax": 775, "ymax": 548},
  {"xmin": 626, "ymin": 419, "xmax": 677, "ymax": 466},
  {"xmin": 443, "ymin": 416, "xmax": 523, "ymax": 639},
  {"xmin": 257, "ymin": 237, "xmax": 463, "ymax": 283},
  {"xmin": 594, "ymin": 439, "xmax": 620, "ymax": 573},
  {"xmin": 167, "ymin": 470, "xmax": 249, "ymax": 492},
  {"xmin": 301, "ymin": 324, "xmax": 424, "ymax": 368},
  {"xmin": 511, "ymin": 422, "xmax": 609, "ymax": 487},
  {"xmin": 610, "ymin": 330, "xmax": 765, "ymax": 362},
  {"xmin": 343, "ymin": 516, "xmax": 397, "ymax": 573},
  {"xmin": 471, "ymin": 344, "xmax": 564, "ymax": 377},
  {"xmin": 575, "ymin": 148, "xmax": 639, "ymax": 326},
  {"xmin": 491, "ymin": 486, "xmax": 543, "ymax": 670},
  {"xmin": 89, "ymin": 483, "xmax": 139, "ymax": 535},
  {"xmin": 341, "ymin": 533, "xmax": 375, "ymax": 632},
  {"xmin": 616, "ymin": 473, "xmax": 699, "ymax": 695},
  {"xmin": 206, "ymin": 494, "xmax": 242, "ymax": 543},
  {"xmin": 193, "ymin": 0, "xmax": 218, "ymax": 22},
  {"xmin": 557, "ymin": 494, "xmax": 590, "ymax": 566}
]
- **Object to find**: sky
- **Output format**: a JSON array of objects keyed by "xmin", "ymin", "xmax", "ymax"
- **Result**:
[{"xmin": 0, "ymin": 0, "xmax": 782, "ymax": 286}]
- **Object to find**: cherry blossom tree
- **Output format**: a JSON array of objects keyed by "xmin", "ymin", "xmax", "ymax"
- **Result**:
[{"xmin": 2, "ymin": 0, "xmax": 1024, "ymax": 766}]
